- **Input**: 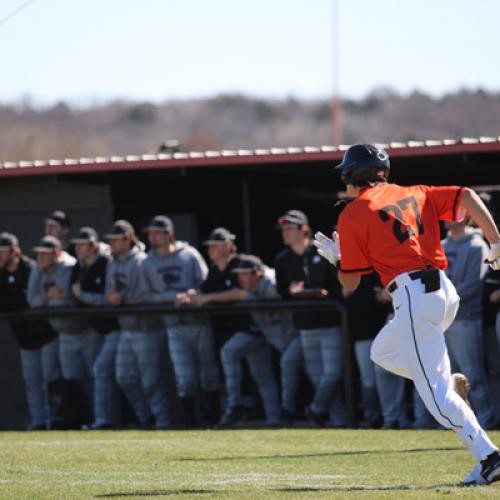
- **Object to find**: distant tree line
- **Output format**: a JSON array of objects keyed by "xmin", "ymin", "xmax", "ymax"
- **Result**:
[{"xmin": 1, "ymin": 88, "xmax": 499, "ymax": 162}]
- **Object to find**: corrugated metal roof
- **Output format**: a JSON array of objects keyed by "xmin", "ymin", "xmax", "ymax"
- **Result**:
[{"xmin": 1, "ymin": 136, "xmax": 500, "ymax": 178}]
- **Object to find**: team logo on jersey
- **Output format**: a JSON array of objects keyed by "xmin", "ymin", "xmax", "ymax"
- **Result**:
[
  {"xmin": 225, "ymin": 279, "xmax": 232, "ymax": 287},
  {"xmin": 158, "ymin": 265, "xmax": 182, "ymax": 287},
  {"xmin": 95, "ymin": 277, "xmax": 101, "ymax": 285},
  {"xmin": 313, "ymin": 255, "xmax": 322, "ymax": 264},
  {"xmin": 8, "ymin": 275, "xmax": 15, "ymax": 284}
]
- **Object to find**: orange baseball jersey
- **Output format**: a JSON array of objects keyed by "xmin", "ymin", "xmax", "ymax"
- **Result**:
[{"xmin": 338, "ymin": 183, "xmax": 465, "ymax": 286}]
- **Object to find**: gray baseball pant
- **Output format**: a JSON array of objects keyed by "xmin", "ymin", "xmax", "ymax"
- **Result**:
[
  {"xmin": 59, "ymin": 328, "xmax": 102, "ymax": 406},
  {"xmin": 93, "ymin": 330, "xmax": 120, "ymax": 426},
  {"xmin": 300, "ymin": 327, "xmax": 344, "ymax": 422},
  {"xmin": 19, "ymin": 338, "xmax": 60, "ymax": 428},
  {"xmin": 279, "ymin": 336, "xmax": 303, "ymax": 414},
  {"xmin": 115, "ymin": 329, "xmax": 170, "ymax": 427},
  {"xmin": 220, "ymin": 331, "xmax": 280, "ymax": 423},
  {"xmin": 167, "ymin": 323, "xmax": 219, "ymax": 397}
]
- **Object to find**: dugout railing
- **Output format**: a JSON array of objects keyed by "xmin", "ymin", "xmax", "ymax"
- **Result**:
[{"xmin": 0, "ymin": 300, "xmax": 356, "ymax": 428}]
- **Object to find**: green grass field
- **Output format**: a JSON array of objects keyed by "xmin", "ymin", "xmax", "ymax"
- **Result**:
[{"xmin": 1, "ymin": 429, "xmax": 499, "ymax": 499}]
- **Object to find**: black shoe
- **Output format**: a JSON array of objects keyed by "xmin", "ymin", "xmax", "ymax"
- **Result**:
[
  {"xmin": 137, "ymin": 415, "xmax": 155, "ymax": 430},
  {"xmin": 179, "ymin": 397, "xmax": 198, "ymax": 427},
  {"xmin": 216, "ymin": 405, "xmax": 246, "ymax": 428},
  {"xmin": 201, "ymin": 390, "xmax": 221, "ymax": 426},
  {"xmin": 305, "ymin": 405, "xmax": 327, "ymax": 427},
  {"xmin": 280, "ymin": 409, "xmax": 296, "ymax": 426},
  {"xmin": 382, "ymin": 421, "xmax": 399, "ymax": 430},
  {"xmin": 27, "ymin": 423, "xmax": 47, "ymax": 431},
  {"xmin": 81, "ymin": 422, "xmax": 112, "ymax": 430},
  {"xmin": 480, "ymin": 451, "xmax": 500, "ymax": 484},
  {"xmin": 368, "ymin": 416, "xmax": 384, "ymax": 429}
]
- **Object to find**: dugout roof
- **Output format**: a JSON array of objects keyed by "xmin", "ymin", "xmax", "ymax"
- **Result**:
[
  {"xmin": 1, "ymin": 135, "xmax": 499, "ymax": 264},
  {"xmin": 1, "ymin": 135, "xmax": 500, "ymax": 183}
]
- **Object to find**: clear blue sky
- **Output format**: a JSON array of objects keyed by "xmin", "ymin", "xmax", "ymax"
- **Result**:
[{"xmin": 1, "ymin": 0, "xmax": 499, "ymax": 106}]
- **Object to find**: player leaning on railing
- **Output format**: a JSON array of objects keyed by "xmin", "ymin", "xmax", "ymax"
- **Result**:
[{"xmin": 314, "ymin": 143, "xmax": 500, "ymax": 486}]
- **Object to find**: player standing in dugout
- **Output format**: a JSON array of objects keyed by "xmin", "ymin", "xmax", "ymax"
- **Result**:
[{"xmin": 313, "ymin": 143, "xmax": 500, "ymax": 486}]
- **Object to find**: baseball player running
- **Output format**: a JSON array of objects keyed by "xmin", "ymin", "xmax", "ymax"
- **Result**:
[{"xmin": 313, "ymin": 144, "xmax": 500, "ymax": 486}]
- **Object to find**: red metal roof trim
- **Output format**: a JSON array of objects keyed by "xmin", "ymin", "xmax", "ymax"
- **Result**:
[{"xmin": 1, "ymin": 137, "xmax": 500, "ymax": 178}]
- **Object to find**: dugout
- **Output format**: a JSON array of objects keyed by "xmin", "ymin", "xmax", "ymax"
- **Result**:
[{"xmin": 1, "ymin": 136, "xmax": 500, "ymax": 429}]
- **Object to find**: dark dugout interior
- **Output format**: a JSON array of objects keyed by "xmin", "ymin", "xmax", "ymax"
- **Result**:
[{"xmin": 103, "ymin": 150, "xmax": 500, "ymax": 266}]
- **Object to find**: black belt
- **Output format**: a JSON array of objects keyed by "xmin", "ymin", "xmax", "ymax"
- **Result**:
[{"xmin": 387, "ymin": 271, "xmax": 424, "ymax": 294}]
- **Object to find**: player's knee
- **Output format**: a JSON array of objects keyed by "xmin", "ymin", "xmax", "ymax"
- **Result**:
[
  {"xmin": 176, "ymin": 378, "xmax": 196, "ymax": 397},
  {"xmin": 221, "ymin": 345, "xmax": 237, "ymax": 363},
  {"xmin": 115, "ymin": 371, "xmax": 134, "ymax": 388},
  {"xmin": 93, "ymin": 362, "xmax": 112, "ymax": 380},
  {"xmin": 320, "ymin": 372, "xmax": 341, "ymax": 386}
]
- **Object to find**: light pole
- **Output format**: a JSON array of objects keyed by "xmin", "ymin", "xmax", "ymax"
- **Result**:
[{"xmin": 331, "ymin": 0, "xmax": 341, "ymax": 146}]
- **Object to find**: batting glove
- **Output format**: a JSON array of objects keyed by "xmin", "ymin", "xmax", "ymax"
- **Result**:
[
  {"xmin": 486, "ymin": 241, "xmax": 500, "ymax": 271},
  {"xmin": 313, "ymin": 231, "xmax": 341, "ymax": 267}
]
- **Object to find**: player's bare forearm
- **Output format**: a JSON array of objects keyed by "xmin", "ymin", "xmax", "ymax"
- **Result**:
[
  {"xmin": 460, "ymin": 188, "xmax": 500, "ymax": 244},
  {"xmin": 337, "ymin": 271, "xmax": 360, "ymax": 292}
]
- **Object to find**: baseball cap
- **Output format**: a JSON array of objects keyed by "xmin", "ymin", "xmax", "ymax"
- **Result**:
[
  {"xmin": 276, "ymin": 209, "xmax": 309, "ymax": 228},
  {"xmin": 0, "ymin": 232, "xmax": 19, "ymax": 250},
  {"xmin": 70, "ymin": 226, "xmax": 99, "ymax": 244},
  {"xmin": 202, "ymin": 227, "xmax": 236, "ymax": 245},
  {"xmin": 45, "ymin": 210, "xmax": 70, "ymax": 228},
  {"xmin": 32, "ymin": 235, "xmax": 62, "ymax": 253},
  {"xmin": 143, "ymin": 215, "xmax": 174, "ymax": 233},
  {"xmin": 231, "ymin": 254, "xmax": 263, "ymax": 273},
  {"xmin": 104, "ymin": 220, "xmax": 135, "ymax": 239}
]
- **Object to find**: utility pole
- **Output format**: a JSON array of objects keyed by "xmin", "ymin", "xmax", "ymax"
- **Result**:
[{"xmin": 331, "ymin": 0, "xmax": 341, "ymax": 146}]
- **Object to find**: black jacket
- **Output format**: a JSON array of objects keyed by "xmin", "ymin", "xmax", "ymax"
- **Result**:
[
  {"xmin": 0, "ymin": 256, "xmax": 57, "ymax": 350},
  {"xmin": 274, "ymin": 242, "xmax": 342, "ymax": 329},
  {"xmin": 70, "ymin": 254, "xmax": 119, "ymax": 335},
  {"xmin": 200, "ymin": 255, "xmax": 260, "ymax": 343}
]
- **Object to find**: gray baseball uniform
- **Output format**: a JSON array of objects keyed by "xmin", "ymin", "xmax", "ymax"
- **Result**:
[
  {"xmin": 27, "ymin": 252, "xmax": 101, "ymax": 405},
  {"xmin": 241, "ymin": 270, "xmax": 303, "ymax": 414},
  {"xmin": 140, "ymin": 242, "xmax": 219, "ymax": 398},
  {"xmin": 107, "ymin": 244, "xmax": 171, "ymax": 428}
]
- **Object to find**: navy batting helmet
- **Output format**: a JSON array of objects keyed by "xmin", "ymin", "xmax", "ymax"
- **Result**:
[{"xmin": 335, "ymin": 144, "xmax": 390, "ymax": 186}]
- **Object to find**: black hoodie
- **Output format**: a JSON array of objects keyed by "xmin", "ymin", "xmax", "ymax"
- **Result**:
[
  {"xmin": 0, "ymin": 256, "xmax": 57, "ymax": 350},
  {"xmin": 70, "ymin": 252, "xmax": 120, "ymax": 335}
]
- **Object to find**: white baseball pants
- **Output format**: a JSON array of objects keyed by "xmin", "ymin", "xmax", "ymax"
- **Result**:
[{"xmin": 371, "ymin": 270, "xmax": 497, "ymax": 461}]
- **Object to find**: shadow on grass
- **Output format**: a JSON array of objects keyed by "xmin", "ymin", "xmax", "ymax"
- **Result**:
[
  {"xmin": 95, "ymin": 490, "xmax": 220, "ymax": 497},
  {"xmin": 95, "ymin": 483, "xmax": 463, "ymax": 497},
  {"xmin": 175, "ymin": 446, "xmax": 463, "ymax": 462},
  {"xmin": 275, "ymin": 483, "xmax": 461, "ymax": 492}
]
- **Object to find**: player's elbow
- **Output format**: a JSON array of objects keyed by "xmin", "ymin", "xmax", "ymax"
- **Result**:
[{"xmin": 460, "ymin": 187, "xmax": 474, "ymax": 204}]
